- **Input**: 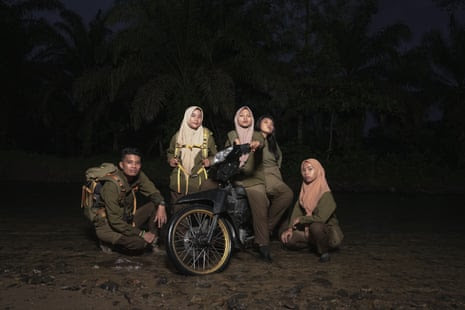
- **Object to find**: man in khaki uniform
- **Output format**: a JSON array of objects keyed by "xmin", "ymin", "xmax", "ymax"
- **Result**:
[{"xmin": 94, "ymin": 147, "xmax": 167, "ymax": 253}]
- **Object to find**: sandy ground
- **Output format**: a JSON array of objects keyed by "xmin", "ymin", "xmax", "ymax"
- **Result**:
[{"xmin": 1, "ymin": 182, "xmax": 464, "ymax": 309}]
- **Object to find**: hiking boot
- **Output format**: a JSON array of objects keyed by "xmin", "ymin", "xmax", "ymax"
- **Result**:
[
  {"xmin": 258, "ymin": 245, "xmax": 272, "ymax": 263},
  {"xmin": 151, "ymin": 244, "xmax": 165, "ymax": 255},
  {"xmin": 99, "ymin": 241, "xmax": 114, "ymax": 254},
  {"xmin": 150, "ymin": 236, "xmax": 165, "ymax": 255}
]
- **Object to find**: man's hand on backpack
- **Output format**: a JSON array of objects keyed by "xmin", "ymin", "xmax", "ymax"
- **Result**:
[{"xmin": 154, "ymin": 205, "xmax": 167, "ymax": 228}]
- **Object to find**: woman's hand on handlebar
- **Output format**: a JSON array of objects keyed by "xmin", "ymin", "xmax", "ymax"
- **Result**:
[
  {"xmin": 202, "ymin": 158, "xmax": 211, "ymax": 167},
  {"xmin": 250, "ymin": 140, "xmax": 260, "ymax": 152}
]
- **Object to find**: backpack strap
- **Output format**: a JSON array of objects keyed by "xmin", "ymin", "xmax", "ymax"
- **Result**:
[
  {"xmin": 174, "ymin": 128, "xmax": 210, "ymax": 159},
  {"xmin": 106, "ymin": 174, "xmax": 126, "ymax": 201},
  {"xmin": 173, "ymin": 128, "xmax": 210, "ymax": 194},
  {"xmin": 105, "ymin": 173, "xmax": 138, "ymax": 227},
  {"xmin": 201, "ymin": 128, "xmax": 209, "ymax": 160}
]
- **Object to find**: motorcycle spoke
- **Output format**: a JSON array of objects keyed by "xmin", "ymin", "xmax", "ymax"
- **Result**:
[{"xmin": 169, "ymin": 207, "xmax": 232, "ymax": 274}]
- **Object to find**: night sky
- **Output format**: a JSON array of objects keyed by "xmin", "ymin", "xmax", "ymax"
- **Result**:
[{"xmin": 61, "ymin": 0, "xmax": 464, "ymax": 46}]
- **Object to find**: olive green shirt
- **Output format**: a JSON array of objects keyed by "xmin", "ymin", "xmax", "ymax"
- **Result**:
[
  {"xmin": 167, "ymin": 127, "xmax": 217, "ymax": 194},
  {"xmin": 262, "ymin": 139, "xmax": 283, "ymax": 169},
  {"xmin": 100, "ymin": 169, "xmax": 163, "ymax": 237},
  {"xmin": 288, "ymin": 191, "xmax": 340, "ymax": 228},
  {"xmin": 225, "ymin": 130, "xmax": 265, "ymax": 187}
]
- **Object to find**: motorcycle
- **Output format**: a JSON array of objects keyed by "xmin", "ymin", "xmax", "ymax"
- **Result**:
[{"xmin": 165, "ymin": 144, "xmax": 254, "ymax": 275}]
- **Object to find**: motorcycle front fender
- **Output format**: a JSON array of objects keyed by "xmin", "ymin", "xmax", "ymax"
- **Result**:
[{"xmin": 224, "ymin": 216, "xmax": 239, "ymax": 247}]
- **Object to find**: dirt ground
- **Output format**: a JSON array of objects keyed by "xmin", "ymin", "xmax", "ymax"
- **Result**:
[{"xmin": 1, "ymin": 182, "xmax": 464, "ymax": 309}]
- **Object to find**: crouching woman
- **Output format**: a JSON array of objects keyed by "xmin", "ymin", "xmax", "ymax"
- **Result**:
[{"xmin": 281, "ymin": 158, "xmax": 344, "ymax": 262}]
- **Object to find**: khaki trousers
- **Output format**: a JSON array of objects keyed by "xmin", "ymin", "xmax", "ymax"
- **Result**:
[
  {"xmin": 264, "ymin": 177, "xmax": 293, "ymax": 233},
  {"xmin": 95, "ymin": 202, "xmax": 159, "ymax": 251},
  {"xmin": 244, "ymin": 184, "xmax": 270, "ymax": 246},
  {"xmin": 285, "ymin": 222, "xmax": 343, "ymax": 254}
]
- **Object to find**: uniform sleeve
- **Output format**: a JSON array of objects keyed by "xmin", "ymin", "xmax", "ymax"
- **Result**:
[
  {"xmin": 288, "ymin": 200, "xmax": 305, "ymax": 229},
  {"xmin": 167, "ymin": 133, "xmax": 178, "ymax": 162},
  {"xmin": 137, "ymin": 171, "xmax": 164, "ymax": 206},
  {"xmin": 276, "ymin": 142, "xmax": 283, "ymax": 169},
  {"xmin": 101, "ymin": 182, "xmax": 141, "ymax": 236},
  {"xmin": 253, "ymin": 131, "xmax": 265, "ymax": 149},
  {"xmin": 225, "ymin": 131, "xmax": 235, "ymax": 148},
  {"xmin": 207, "ymin": 131, "xmax": 218, "ymax": 163},
  {"xmin": 299, "ymin": 192, "xmax": 336, "ymax": 224}
]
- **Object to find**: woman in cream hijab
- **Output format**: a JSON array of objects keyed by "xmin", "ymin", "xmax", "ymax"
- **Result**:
[
  {"xmin": 281, "ymin": 158, "xmax": 344, "ymax": 262},
  {"xmin": 167, "ymin": 106, "xmax": 217, "ymax": 212}
]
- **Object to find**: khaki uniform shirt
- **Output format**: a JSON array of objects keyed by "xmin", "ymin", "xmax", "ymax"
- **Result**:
[
  {"xmin": 262, "ymin": 139, "xmax": 283, "ymax": 169},
  {"xmin": 167, "ymin": 128, "xmax": 217, "ymax": 194},
  {"xmin": 289, "ymin": 191, "xmax": 341, "ymax": 228},
  {"xmin": 99, "ymin": 169, "xmax": 163, "ymax": 237},
  {"xmin": 225, "ymin": 130, "xmax": 265, "ymax": 187},
  {"xmin": 262, "ymin": 139, "xmax": 286, "ymax": 186}
]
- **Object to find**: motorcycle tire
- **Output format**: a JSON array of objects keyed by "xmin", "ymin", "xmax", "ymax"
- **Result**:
[{"xmin": 166, "ymin": 204, "xmax": 233, "ymax": 275}]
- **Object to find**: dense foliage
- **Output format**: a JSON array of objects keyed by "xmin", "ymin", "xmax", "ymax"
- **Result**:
[{"xmin": 1, "ymin": 0, "xmax": 464, "ymax": 173}]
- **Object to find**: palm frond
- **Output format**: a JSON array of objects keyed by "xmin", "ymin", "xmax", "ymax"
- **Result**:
[{"xmin": 131, "ymin": 75, "xmax": 177, "ymax": 129}]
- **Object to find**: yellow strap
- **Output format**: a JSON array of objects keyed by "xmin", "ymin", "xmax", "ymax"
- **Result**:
[
  {"xmin": 131, "ymin": 188, "xmax": 137, "ymax": 227},
  {"xmin": 175, "ymin": 129, "xmax": 209, "ymax": 160},
  {"xmin": 176, "ymin": 143, "xmax": 202, "ymax": 150},
  {"xmin": 177, "ymin": 164, "xmax": 189, "ymax": 195},
  {"xmin": 197, "ymin": 166, "xmax": 208, "ymax": 188},
  {"xmin": 202, "ymin": 128, "xmax": 208, "ymax": 159},
  {"xmin": 174, "ymin": 129, "xmax": 209, "ymax": 194},
  {"xmin": 176, "ymin": 164, "xmax": 208, "ymax": 195}
]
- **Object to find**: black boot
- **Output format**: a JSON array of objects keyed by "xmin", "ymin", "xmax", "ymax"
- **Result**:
[{"xmin": 259, "ymin": 245, "xmax": 272, "ymax": 263}]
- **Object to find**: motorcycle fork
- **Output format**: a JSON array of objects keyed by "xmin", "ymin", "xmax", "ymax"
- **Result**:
[
  {"xmin": 206, "ymin": 188, "xmax": 229, "ymax": 244},
  {"xmin": 206, "ymin": 214, "xmax": 219, "ymax": 244}
]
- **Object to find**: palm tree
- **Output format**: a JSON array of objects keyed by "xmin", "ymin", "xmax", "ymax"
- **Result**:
[
  {"xmin": 71, "ymin": 0, "xmax": 279, "ymax": 156},
  {"xmin": 277, "ymin": 0, "xmax": 411, "ymax": 157},
  {"xmin": 48, "ymin": 8, "xmax": 118, "ymax": 155},
  {"xmin": 0, "ymin": 0, "xmax": 64, "ymax": 151},
  {"xmin": 433, "ymin": 0, "xmax": 465, "ymax": 11},
  {"xmin": 423, "ymin": 14, "xmax": 465, "ymax": 166}
]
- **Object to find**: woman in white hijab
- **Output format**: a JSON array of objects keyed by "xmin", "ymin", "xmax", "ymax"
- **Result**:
[
  {"xmin": 167, "ymin": 106, "xmax": 218, "ymax": 212},
  {"xmin": 281, "ymin": 158, "xmax": 344, "ymax": 262}
]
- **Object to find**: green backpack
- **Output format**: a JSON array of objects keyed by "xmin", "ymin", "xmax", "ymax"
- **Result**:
[{"xmin": 80, "ymin": 163, "xmax": 124, "ymax": 222}]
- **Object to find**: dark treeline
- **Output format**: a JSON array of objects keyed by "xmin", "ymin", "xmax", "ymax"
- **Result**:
[{"xmin": 1, "ymin": 0, "xmax": 464, "ymax": 171}]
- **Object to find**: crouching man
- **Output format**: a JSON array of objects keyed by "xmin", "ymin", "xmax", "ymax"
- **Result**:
[{"xmin": 95, "ymin": 147, "xmax": 167, "ymax": 254}]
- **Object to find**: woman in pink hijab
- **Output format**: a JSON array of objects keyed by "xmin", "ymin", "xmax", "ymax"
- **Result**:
[
  {"xmin": 225, "ymin": 106, "xmax": 274, "ymax": 262},
  {"xmin": 281, "ymin": 158, "xmax": 344, "ymax": 262}
]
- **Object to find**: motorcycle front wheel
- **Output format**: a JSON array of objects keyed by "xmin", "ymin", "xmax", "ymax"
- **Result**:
[{"xmin": 166, "ymin": 204, "xmax": 232, "ymax": 275}]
